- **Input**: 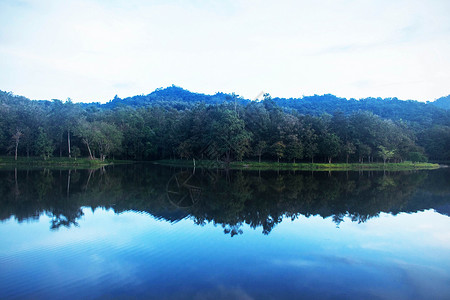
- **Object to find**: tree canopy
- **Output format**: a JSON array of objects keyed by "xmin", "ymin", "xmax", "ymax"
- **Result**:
[{"xmin": 1, "ymin": 87, "xmax": 449, "ymax": 162}]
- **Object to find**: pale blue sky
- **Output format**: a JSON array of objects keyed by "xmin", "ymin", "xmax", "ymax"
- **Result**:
[{"xmin": 1, "ymin": 0, "xmax": 449, "ymax": 102}]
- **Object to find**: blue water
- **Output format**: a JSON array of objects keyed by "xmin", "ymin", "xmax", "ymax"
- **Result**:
[
  {"xmin": 1, "ymin": 209, "xmax": 449, "ymax": 299},
  {"xmin": 0, "ymin": 166, "xmax": 449, "ymax": 299}
]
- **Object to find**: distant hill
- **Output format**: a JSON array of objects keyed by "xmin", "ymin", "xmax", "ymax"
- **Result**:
[
  {"xmin": 3, "ymin": 86, "xmax": 449, "ymax": 127},
  {"xmin": 431, "ymin": 95, "xmax": 450, "ymax": 110},
  {"xmin": 101, "ymin": 86, "xmax": 249, "ymax": 110},
  {"xmin": 273, "ymin": 95, "xmax": 449, "ymax": 126},
  {"xmin": 97, "ymin": 86, "xmax": 450, "ymax": 127}
]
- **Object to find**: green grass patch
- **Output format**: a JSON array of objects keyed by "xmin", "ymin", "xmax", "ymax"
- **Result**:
[
  {"xmin": 0, "ymin": 156, "xmax": 132, "ymax": 169},
  {"xmin": 155, "ymin": 159, "xmax": 440, "ymax": 171}
]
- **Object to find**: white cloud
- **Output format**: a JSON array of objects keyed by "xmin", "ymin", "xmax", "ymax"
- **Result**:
[{"xmin": 0, "ymin": 0, "xmax": 449, "ymax": 102}]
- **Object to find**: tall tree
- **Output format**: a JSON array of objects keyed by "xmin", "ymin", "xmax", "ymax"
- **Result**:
[
  {"xmin": 94, "ymin": 122, "xmax": 123, "ymax": 161},
  {"xmin": 75, "ymin": 120, "xmax": 95, "ymax": 159},
  {"xmin": 343, "ymin": 141, "xmax": 356, "ymax": 164},
  {"xmin": 272, "ymin": 141, "xmax": 286, "ymax": 163},
  {"xmin": 301, "ymin": 125, "xmax": 318, "ymax": 163},
  {"xmin": 320, "ymin": 133, "xmax": 342, "ymax": 164},
  {"xmin": 209, "ymin": 107, "xmax": 251, "ymax": 163},
  {"xmin": 378, "ymin": 146, "xmax": 395, "ymax": 165},
  {"xmin": 11, "ymin": 129, "xmax": 23, "ymax": 161},
  {"xmin": 35, "ymin": 128, "xmax": 54, "ymax": 160},
  {"xmin": 254, "ymin": 141, "xmax": 267, "ymax": 163}
]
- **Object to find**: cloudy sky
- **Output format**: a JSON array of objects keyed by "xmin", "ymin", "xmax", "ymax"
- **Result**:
[{"xmin": 1, "ymin": 0, "xmax": 449, "ymax": 103}]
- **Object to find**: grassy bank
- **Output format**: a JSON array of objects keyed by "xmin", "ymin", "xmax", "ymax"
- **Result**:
[
  {"xmin": 155, "ymin": 159, "xmax": 440, "ymax": 171},
  {"xmin": 0, "ymin": 156, "xmax": 131, "ymax": 168}
]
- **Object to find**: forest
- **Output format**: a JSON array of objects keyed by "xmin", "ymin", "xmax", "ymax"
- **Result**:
[{"xmin": 1, "ymin": 86, "xmax": 449, "ymax": 163}]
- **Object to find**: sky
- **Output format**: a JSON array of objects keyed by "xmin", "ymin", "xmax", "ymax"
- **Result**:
[{"xmin": 1, "ymin": 0, "xmax": 449, "ymax": 103}]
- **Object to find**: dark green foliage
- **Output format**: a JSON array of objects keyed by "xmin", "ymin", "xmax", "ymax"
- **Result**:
[
  {"xmin": 0, "ymin": 87, "xmax": 449, "ymax": 162},
  {"xmin": 407, "ymin": 152, "xmax": 428, "ymax": 162},
  {"xmin": 35, "ymin": 128, "xmax": 54, "ymax": 159},
  {"xmin": 417, "ymin": 125, "xmax": 450, "ymax": 161}
]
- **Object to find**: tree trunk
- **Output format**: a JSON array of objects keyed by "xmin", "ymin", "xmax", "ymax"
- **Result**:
[
  {"xmin": 328, "ymin": 157, "xmax": 332, "ymax": 164},
  {"xmin": 15, "ymin": 141, "xmax": 18, "ymax": 161},
  {"xmin": 84, "ymin": 139, "xmax": 93, "ymax": 160},
  {"xmin": 346, "ymin": 154, "xmax": 349, "ymax": 164},
  {"xmin": 258, "ymin": 154, "xmax": 261, "ymax": 163},
  {"xmin": 225, "ymin": 151, "xmax": 230, "ymax": 164},
  {"xmin": 12, "ymin": 130, "xmax": 22, "ymax": 161}
]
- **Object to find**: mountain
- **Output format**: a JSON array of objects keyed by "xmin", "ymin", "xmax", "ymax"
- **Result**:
[
  {"xmin": 98, "ymin": 86, "xmax": 450, "ymax": 127},
  {"xmin": 101, "ymin": 85, "xmax": 248, "ymax": 110},
  {"xmin": 3, "ymin": 86, "xmax": 449, "ymax": 127},
  {"xmin": 431, "ymin": 95, "xmax": 450, "ymax": 110},
  {"xmin": 273, "ymin": 95, "xmax": 448, "ymax": 126}
]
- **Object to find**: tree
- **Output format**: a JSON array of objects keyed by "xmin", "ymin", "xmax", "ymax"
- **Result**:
[
  {"xmin": 94, "ymin": 122, "xmax": 123, "ymax": 161},
  {"xmin": 75, "ymin": 120, "xmax": 95, "ymax": 160},
  {"xmin": 331, "ymin": 110, "xmax": 349, "ymax": 140},
  {"xmin": 357, "ymin": 143, "xmax": 371, "ymax": 163},
  {"xmin": 11, "ymin": 129, "xmax": 23, "ymax": 161},
  {"xmin": 49, "ymin": 99, "xmax": 66, "ymax": 157},
  {"xmin": 234, "ymin": 135, "xmax": 252, "ymax": 162},
  {"xmin": 209, "ymin": 107, "xmax": 251, "ymax": 163},
  {"xmin": 177, "ymin": 140, "xmax": 193, "ymax": 159},
  {"xmin": 72, "ymin": 146, "xmax": 81, "ymax": 160},
  {"xmin": 63, "ymin": 98, "xmax": 81, "ymax": 158},
  {"xmin": 35, "ymin": 128, "xmax": 54, "ymax": 160},
  {"xmin": 254, "ymin": 141, "xmax": 267, "ymax": 163},
  {"xmin": 407, "ymin": 152, "xmax": 427, "ymax": 162},
  {"xmin": 418, "ymin": 125, "xmax": 450, "ymax": 161},
  {"xmin": 272, "ymin": 141, "xmax": 285, "ymax": 163},
  {"xmin": 378, "ymin": 146, "xmax": 395, "ymax": 165},
  {"xmin": 343, "ymin": 141, "xmax": 356, "ymax": 164},
  {"xmin": 302, "ymin": 125, "xmax": 318, "ymax": 163},
  {"xmin": 320, "ymin": 133, "xmax": 342, "ymax": 163},
  {"xmin": 285, "ymin": 136, "xmax": 303, "ymax": 163}
]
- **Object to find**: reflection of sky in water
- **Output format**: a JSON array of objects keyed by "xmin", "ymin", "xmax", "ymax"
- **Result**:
[{"xmin": 1, "ymin": 209, "xmax": 449, "ymax": 299}]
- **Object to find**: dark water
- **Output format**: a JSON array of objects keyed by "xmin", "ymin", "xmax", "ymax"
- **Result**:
[{"xmin": 1, "ymin": 164, "xmax": 449, "ymax": 299}]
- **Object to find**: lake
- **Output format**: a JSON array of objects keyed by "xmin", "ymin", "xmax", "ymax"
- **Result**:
[{"xmin": 1, "ymin": 164, "xmax": 449, "ymax": 299}]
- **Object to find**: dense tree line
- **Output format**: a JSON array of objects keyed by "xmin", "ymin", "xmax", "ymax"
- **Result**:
[{"xmin": 1, "ymin": 87, "xmax": 450, "ymax": 162}]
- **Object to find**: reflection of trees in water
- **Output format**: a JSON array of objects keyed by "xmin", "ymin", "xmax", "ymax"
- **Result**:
[{"xmin": 0, "ymin": 166, "xmax": 449, "ymax": 234}]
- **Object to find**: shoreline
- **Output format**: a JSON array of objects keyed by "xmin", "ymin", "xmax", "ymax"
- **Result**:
[
  {"xmin": 0, "ymin": 157, "xmax": 441, "ymax": 171},
  {"xmin": 0, "ymin": 157, "xmax": 132, "ymax": 169},
  {"xmin": 154, "ymin": 159, "xmax": 440, "ymax": 171}
]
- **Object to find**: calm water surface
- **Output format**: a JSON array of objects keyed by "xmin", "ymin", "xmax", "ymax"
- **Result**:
[{"xmin": 0, "ymin": 164, "xmax": 449, "ymax": 299}]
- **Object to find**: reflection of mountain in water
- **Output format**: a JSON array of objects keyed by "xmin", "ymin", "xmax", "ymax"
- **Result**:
[
  {"xmin": 0, "ymin": 165, "xmax": 449, "ymax": 235},
  {"xmin": 434, "ymin": 204, "xmax": 450, "ymax": 217}
]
